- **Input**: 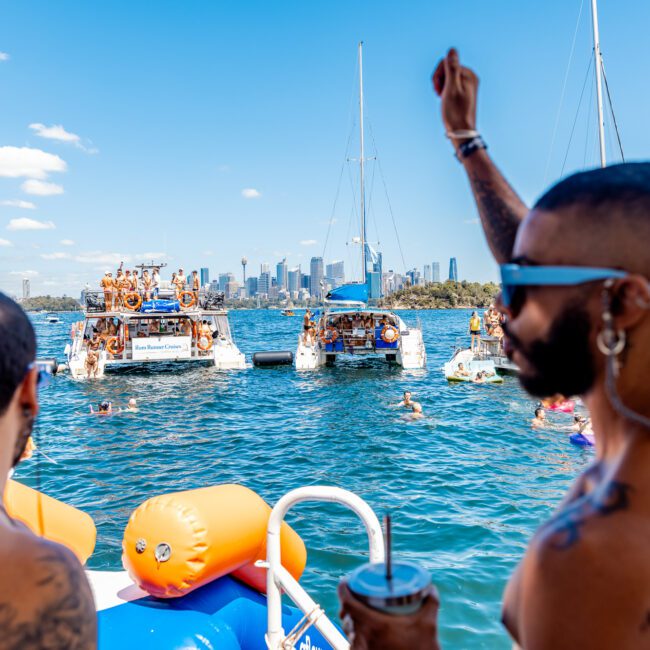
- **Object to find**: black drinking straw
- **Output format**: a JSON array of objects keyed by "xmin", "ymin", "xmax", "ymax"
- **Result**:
[{"xmin": 384, "ymin": 514, "xmax": 392, "ymax": 582}]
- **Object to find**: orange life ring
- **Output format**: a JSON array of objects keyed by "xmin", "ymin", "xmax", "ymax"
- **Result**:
[
  {"xmin": 197, "ymin": 334, "xmax": 213, "ymax": 351},
  {"xmin": 319, "ymin": 327, "xmax": 339, "ymax": 344},
  {"xmin": 106, "ymin": 336, "xmax": 124, "ymax": 355},
  {"xmin": 179, "ymin": 291, "xmax": 196, "ymax": 309},
  {"xmin": 124, "ymin": 292, "xmax": 142, "ymax": 311},
  {"xmin": 381, "ymin": 324, "xmax": 400, "ymax": 344}
]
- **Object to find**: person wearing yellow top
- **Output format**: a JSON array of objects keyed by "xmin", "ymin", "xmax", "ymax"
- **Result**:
[
  {"xmin": 100, "ymin": 271, "xmax": 114, "ymax": 311},
  {"xmin": 469, "ymin": 311, "xmax": 481, "ymax": 353}
]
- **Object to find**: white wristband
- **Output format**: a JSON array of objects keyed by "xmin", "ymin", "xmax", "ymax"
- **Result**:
[{"xmin": 446, "ymin": 129, "xmax": 480, "ymax": 139}]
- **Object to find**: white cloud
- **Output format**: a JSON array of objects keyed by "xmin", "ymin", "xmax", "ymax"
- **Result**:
[
  {"xmin": 0, "ymin": 52, "xmax": 9, "ymax": 62},
  {"xmin": 74, "ymin": 251, "xmax": 124, "ymax": 265},
  {"xmin": 41, "ymin": 252, "xmax": 70, "ymax": 260},
  {"xmin": 241, "ymin": 188, "xmax": 261, "ymax": 199},
  {"xmin": 0, "ymin": 238, "xmax": 12, "ymax": 247},
  {"xmin": 0, "ymin": 146, "xmax": 67, "ymax": 179},
  {"xmin": 21, "ymin": 179, "xmax": 64, "ymax": 196},
  {"xmin": 10, "ymin": 270, "xmax": 39, "ymax": 276},
  {"xmin": 300, "ymin": 239, "xmax": 318, "ymax": 246},
  {"xmin": 28, "ymin": 123, "xmax": 98, "ymax": 154},
  {"xmin": 0, "ymin": 199, "xmax": 36, "ymax": 209},
  {"xmin": 7, "ymin": 217, "xmax": 56, "ymax": 231},
  {"xmin": 60, "ymin": 239, "xmax": 75, "ymax": 246}
]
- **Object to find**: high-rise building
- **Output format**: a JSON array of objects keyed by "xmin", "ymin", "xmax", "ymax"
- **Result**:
[
  {"xmin": 325, "ymin": 260, "xmax": 345, "ymax": 288},
  {"xmin": 309, "ymin": 257, "xmax": 324, "ymax": 300},
  {"xmin": 407, "ymin": 268, "xmax": 421, "ymax": 286},
  {"xmin": 246, "ymin": 276, "xmax": 258, "ymax": 296},
  {"xmin": 258, "ymin": 271, "xmax": 271, "ymax": 296},
  {"xmin": 200, "ymin": 267, "xmax": 210, "ymax": 287},
  {"xmin": 218, "ymin": 272, "xmax": 235, "ymax": 291},
  {"xmin": 260, "ymin": 262, "xmax": 270, "ymax": 275},
  {"xmin": 288, "ymin": 267, "xmax": 301, "ymax": 294},
  {"xmin": 301, "ymin": 274, "xmax": 310, "ymax": 290},
  {"xmin": 432, "ymin": 262, "xmax": 441, "ymax": 283},
  {"xmin": 448, "ymin": 257, "xmax": 458, "ymax": 282},
  {"xmin": 225, "ymin": 281, "xmax": 239, "ymax": 300},
  {"xmin": 276, "ymin": 258, "xmax": 288, "ymax": 290},
  {"xmin": 367, "ymin": 271, "xmax": 381, "ymax": 299},
  {"xmin": 22, "ymin": 279, "xmax": 30, "ymax": 300},
  {"xmin": 423, "ymin": 264, "xmax": 432, "ymax": 284}
]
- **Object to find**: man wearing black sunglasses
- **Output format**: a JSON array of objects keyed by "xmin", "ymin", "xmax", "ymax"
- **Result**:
[
  {"xmin": 0, "ymin": 292, "xmax": 96, "ymax": 648},
  {"xmin": 340, "ymin": 48, "xmax": 650, "ymax": 650}
]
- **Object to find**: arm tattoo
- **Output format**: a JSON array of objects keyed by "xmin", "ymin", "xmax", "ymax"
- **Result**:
[
  {"xmin": 0, "ymin": 547, "xmax": 96, "ymax": 649},
  {"xmin": 469, "ymin": 175, "xmax": 522, "ymax": 262},
  {"xmin": 544, "ymin": 480, "xmax": 632, "ymax": 550}
]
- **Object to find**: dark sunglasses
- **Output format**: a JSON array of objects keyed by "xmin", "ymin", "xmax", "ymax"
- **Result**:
[{"xmin": 499, "ymin": 263, "xmax": 628, "ymax": 311}]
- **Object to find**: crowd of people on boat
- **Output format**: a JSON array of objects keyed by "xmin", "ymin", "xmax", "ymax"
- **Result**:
[
  {"xmin": 303, "ymin": 309, "xmax": 400, "ymax": 348},
  {"xmin": 99, "ymin": 266, "xmax": 201, "ymax": 311}
]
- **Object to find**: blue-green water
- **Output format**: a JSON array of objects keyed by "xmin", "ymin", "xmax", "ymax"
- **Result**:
[{"xmin": 18, "ymin": 309, "xmax": 592, "ymax": 648}]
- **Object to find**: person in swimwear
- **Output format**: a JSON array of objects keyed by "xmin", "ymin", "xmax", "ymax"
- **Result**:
[
  {"xmin": 123, "ymin": 398, "xmax": 138, "ymax": 413},
  {"xmin": 175, "ymin": 268, "xmax": 187, "ymax": 298},
  {"xmin": 191, "ymin": 270, "xmax": 200, "ymax": 304},
  {"xmin": 469, "ymin": 310, "xmax": 481, "ymax": 353},
  {"xmin": 532, "ymin": 407, "xmax": 546, "ymax": 428},
  {"xmin": 100, "ymin": 271, "xmax": 113, "ymax": 311},
  {"xmin": 410, "ymin": 402, "xmax": 424, "ymax": 420},
  {"xmin": 454, "ymin": 362, "xmax": 470, "ymax": 377},
  {"xmin": 180, "ymin": 318, "xmax": 192, "ymax": 337},
  {"xmin": 90, "ymin": 400, "xmax": 112, "ymax": 415},
  {"xmin": 152, "ymin": 267, "xmax": 160, "ymax": 298},
  {"xmin": 170, "ymin": 272, "xmax": 178, "ymax": 298},
  {"xmin": 131, "ymin": 270, "xmax": 140, "ymax": 294},
  {"xmin": 114, "ymin": 269, "xmax": 128, "ymax": 309},
  {"xmin": 396, "ymin": 390, "xmax": 413, "ymax": 408},
  {"xmin": 142, "ymin": 270, "xmax": 152, "ymax": 301},
  {"xmin": 303, "ymin": 309, "xmax": 314, "ymax": 344},
  {"xmin": 85, "ymin": 348, "xmax": 99, "ymax": 379}
]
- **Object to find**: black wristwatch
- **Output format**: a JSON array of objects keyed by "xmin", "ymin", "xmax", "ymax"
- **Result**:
[{"xmin": 457, "ymin": 136, "xmax": 487, "ymax": 160}]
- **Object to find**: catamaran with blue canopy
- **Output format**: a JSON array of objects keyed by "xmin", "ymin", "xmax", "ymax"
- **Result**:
[{"xmin": 295, "ymin": 44, "xmax": 426, "ymax": 370}]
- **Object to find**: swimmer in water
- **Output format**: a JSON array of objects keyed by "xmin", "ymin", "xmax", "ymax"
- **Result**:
[
  {"xmin": 410, "ymin": 402, "xmax": 424, "ymax": 420},
  {"xmin": 124, "ymin": 398, "xmax": 138, "ymax": 413},
  {"xmin": 532, "ymin": 407, "xmax": 546, "ymax": 428},
  {"xmin": 396, "ymin": 390, "xmax": 413, "ymax": 408},
  {"xmin": 90, "ymin": 400, "xmax": 112, "ymax": 415},
  {"xmin": 454, "ymin": 362, "xmax": 470, "ymax": 378}
]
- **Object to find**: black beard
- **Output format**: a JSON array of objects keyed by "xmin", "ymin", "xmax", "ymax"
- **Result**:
[
  {"xmin": 12, "ymin": 414, "xmax": 34, "ymax": 467},
  {"xmin": 505, "ymin": 302, "xmax": 596, "ymax": 398}
]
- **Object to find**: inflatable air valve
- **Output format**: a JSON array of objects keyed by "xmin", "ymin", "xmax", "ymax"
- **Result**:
[
  {"xmin": 122, "ymin": 484, "xmax": 306, "ymax": 598},
  {"xmin": 3, "ymin": 479, "xmax": 96, "ymax": 564}
]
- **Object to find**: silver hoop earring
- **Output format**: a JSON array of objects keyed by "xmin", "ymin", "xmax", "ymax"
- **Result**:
[
  {"xmin": 636, "ymin": 297, "xmax": 650, "ymax": 310},
  {"xmin": 597, "ymin": 328, "xmax": 626, "ymax": 356}
]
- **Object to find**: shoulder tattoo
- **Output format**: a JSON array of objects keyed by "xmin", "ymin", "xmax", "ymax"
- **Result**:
[{"xmin": 0, "ymin": 546, "xmax": 96, "ymax": 649}]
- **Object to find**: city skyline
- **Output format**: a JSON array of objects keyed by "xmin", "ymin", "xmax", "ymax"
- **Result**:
[{"xmin": 2, "ymin": 1, "xmax": 648, "ymax": 296}]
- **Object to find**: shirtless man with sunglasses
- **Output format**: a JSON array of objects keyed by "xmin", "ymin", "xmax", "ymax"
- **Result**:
[
  {"xmin": 0, "ymin": 293, "xmax": 96, "ymax": 648},
  {"xmin": 339, "ymin": 47, "xmax": 650, "ymax": 650}
]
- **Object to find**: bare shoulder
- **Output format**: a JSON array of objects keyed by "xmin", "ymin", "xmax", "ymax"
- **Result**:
[
  {"xmin": 514, "ymin": 488, "xmax": 650, "ymax": 649},
  {"xmin": 0, "ymin": 529, "xmax": 97, "ymax": 649}
]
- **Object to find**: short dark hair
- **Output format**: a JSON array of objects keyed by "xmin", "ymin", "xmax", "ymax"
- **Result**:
[
  {"xmin": 0, "ymin": 293, "xmax": 36, "ymax": 415},
  {"xmin": 535, "ymin": 162, "xmax": 650, "ymax": 215},
  {"xmin": 535, "ymin": 407, "xmax": 544, "ymax": 417}
]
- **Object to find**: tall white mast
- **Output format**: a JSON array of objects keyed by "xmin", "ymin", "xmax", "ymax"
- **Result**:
[
  {"xmin": 358, "ymin": 41, "xmax": 367, "ymax": 283},
  {"xmin": 591, "ymin": 0, "xmax": 606, "ymax": 167}
]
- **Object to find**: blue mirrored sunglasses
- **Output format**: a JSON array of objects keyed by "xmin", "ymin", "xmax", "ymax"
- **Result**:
[
  {"xmin": 499, "ymin": 263, "xmax": 628, "ymax": 308},
  {"xmin": 27, "ymin": 361, "xmax": 53, "ymax": 389}
]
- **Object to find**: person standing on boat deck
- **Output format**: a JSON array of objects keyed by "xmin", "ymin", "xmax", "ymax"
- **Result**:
[
  {"xmin": 131, "ymin": 270, "xmax": 140, "ymax": 295},
  {"xmin": 469, "ymin": 310, "xmax": 481, "ymax": 352},
  {"xmin": 100, "ymin": 271, "xmax": 113, "ymax": 311},
  {"xmin": 175, "ymin": 268, "xmax": 187, "ymax": 298},
  {"xmin": 152, "ymin": 267, "xmax": 160, "ymax": 298},
  {"xmin": 170, "ymin": 272, "xmax": 178, "ymax": 298},
  {"xmin": 0, "ymin": 293, "xmax": 97, "ymax": 647},
  {"xmin": 142, "ymin": 270, "xmax": 152, "ymax": 301},
  {"xmin": 303, "ymin": 309, "xmax": 312, "ymax": 344},
  {"xmin": 339, "ymin": 47, "xmax": 650, "ymax": 650},
  {"xmin": 191, "ymin": 270, "xmax": 200, "ymax": 305}
]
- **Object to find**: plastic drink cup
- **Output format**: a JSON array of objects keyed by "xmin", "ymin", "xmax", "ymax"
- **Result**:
[{"xmin": 347, "ymin": 559, "xmax": 431, "ymax": 615}]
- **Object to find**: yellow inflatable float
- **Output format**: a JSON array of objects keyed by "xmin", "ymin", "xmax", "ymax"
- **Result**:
[
  {"xmin": 3, "ymin": 478, "xmax": 96, "ymax": 564},
  {"xmin": 122, "ymin": 484, "xmax": 306, "ymax": 598}
]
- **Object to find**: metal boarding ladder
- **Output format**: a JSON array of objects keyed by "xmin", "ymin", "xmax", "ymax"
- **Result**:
[{"xmin": 259, "ymin": 486, "xmax": 385, "ymax": 650}]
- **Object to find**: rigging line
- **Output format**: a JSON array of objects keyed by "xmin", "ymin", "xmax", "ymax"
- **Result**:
[
  {"xmin": 600, "ymin": 59, "xmax": 625, "ymax": 161},
  {"xmin": 561, "ymin": 54, "xmax": 593, "ymax": 176},
  {"xmin": 583, "ymin": 53, "xmax": 595, "ymax": 168},
  {"xmin": 322, "ymin": 50, "xmax": 361, "ymax": 261},
  {"xmin": 544, "ymin": 0, "xmax": 585, "ymax": 185},
  {"xmin": 365, "ymin": 156, "xmax": 380, "ymax": 249},
  {"xmin": 367, "ymin": 121, "xmax": 407, "ymax": 273}
]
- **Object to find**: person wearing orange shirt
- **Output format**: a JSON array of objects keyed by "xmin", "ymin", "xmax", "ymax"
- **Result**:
[{"xmin": 100, "ymin": 271, "xmax": 114, "ymax": 311}]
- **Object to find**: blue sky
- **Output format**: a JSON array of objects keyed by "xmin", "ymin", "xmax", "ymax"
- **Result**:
[{"xmin": 1, "ymin": 0, "xmax": 649, "ymax": 296}]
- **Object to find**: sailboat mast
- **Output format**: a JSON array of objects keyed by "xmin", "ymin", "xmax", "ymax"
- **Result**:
[
  {"xmin": 591, "ymin": 0, "xmax": 606, "ymax": 167},
  {"xmin": 358, "ymin": 41, "xmax": 367, "ymax": 283}
]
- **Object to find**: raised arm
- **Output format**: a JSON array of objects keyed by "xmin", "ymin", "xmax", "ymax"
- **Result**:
[{"xmin": 432, "ymin": 48, "xmax": 528, "ymax": 263}]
